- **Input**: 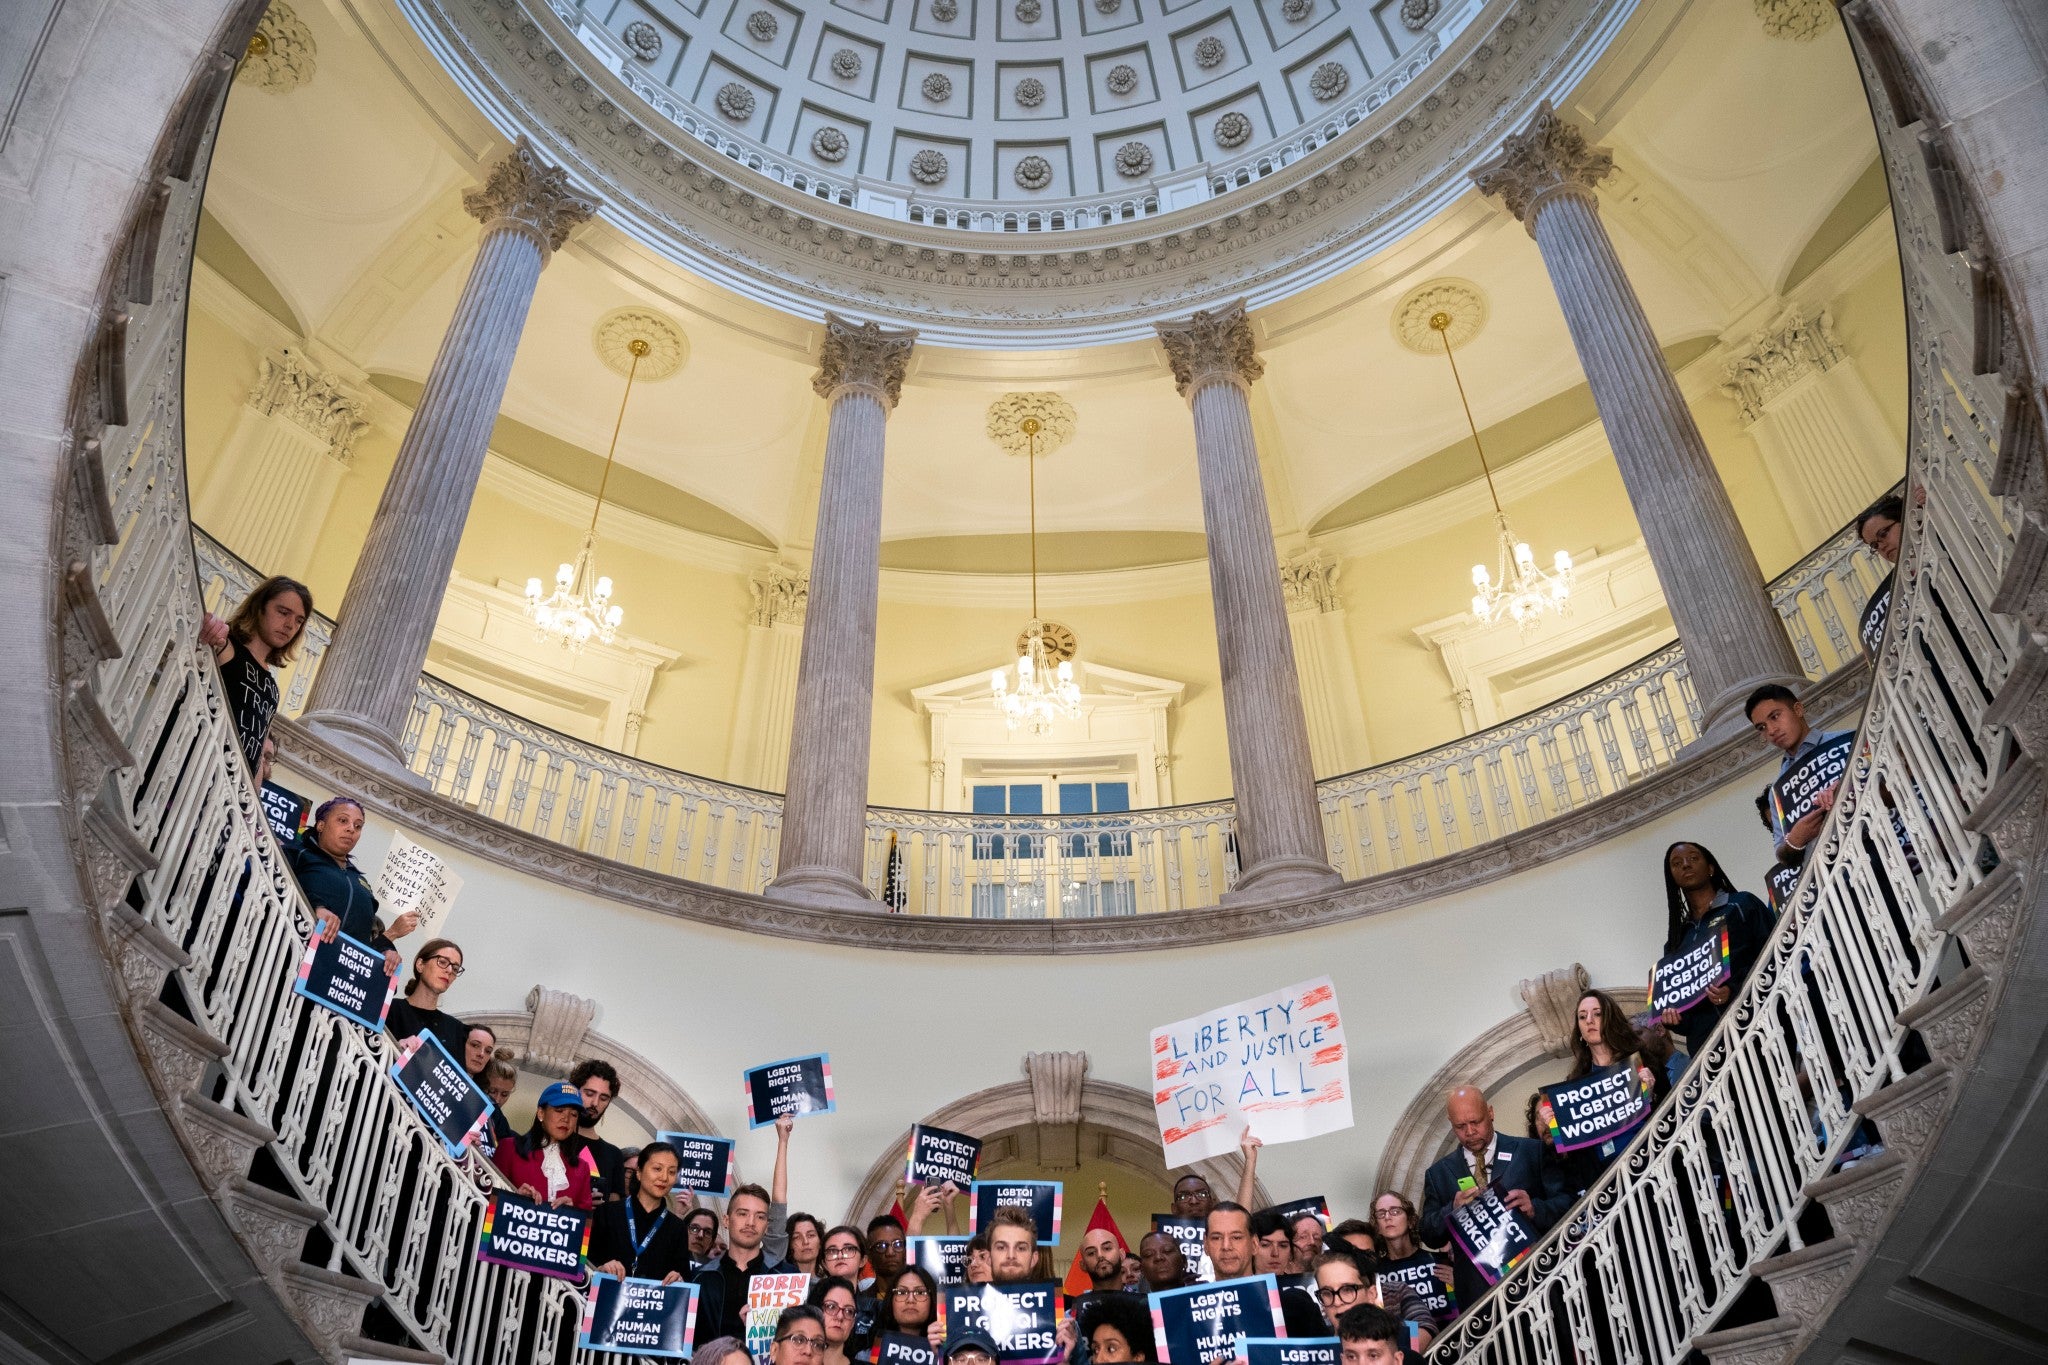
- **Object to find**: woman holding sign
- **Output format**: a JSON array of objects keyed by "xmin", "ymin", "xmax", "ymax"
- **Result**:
[
  {"xmin": 1657, "ymin": 843, "xmax": 1776, "ymax": 1062},
  {"xmin": 285, "ymin": 797, "xmax": 414, "ymax": 974},
  {"xmin": 872, "ymin": 1266, "xmax": 945, "ymax": 1352},
  {"xmin": 1542, "ymin": 990, "xmax": 1671, "ymax": 1193},
  {"xmin": 590, "ymin": 1141, "xmax": 696, "ymax": 1283}
]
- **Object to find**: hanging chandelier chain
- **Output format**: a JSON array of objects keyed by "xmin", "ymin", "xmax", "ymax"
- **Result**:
[
  {"xmin": 586, "ymin": 338, "xmax": 645, "ymax": 548},
  {"xmin": 1435, "ymin": 314, "xmax": 1507, "ymax": 521},
  {"xmin": 526, "ymin": 336, "xmax": 647, "ymax": 649},
  {"xmin": 1026, "ymin": 420, "xmax": 1039, "ymax": 619}
]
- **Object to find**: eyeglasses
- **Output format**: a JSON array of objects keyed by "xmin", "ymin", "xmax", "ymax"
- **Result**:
[
  {"xmin": 821, "ymin": 1303, "xmax": 855, "ymax": 1318},
  {"xmin": 951, "ymin": 1351, "xmax": 994, "ymax": 1364},
  {"xmin": 870, "ymin": 1237, "xmax": 905, "ymax": 1251},
  {"xmin": 1314, "ymin": 1284, "xmax": 1367, "ymax": 1307},
  {"xmin": 891, "ymin": 1287, "xmax": 931, "ymax": 1300},
  {"xmin": 777, "ymin": 1336, "xmax": 828, "ymax": 1353},
  {"xmin": 823, "ymin": 1246, "xmax": 862, "ymax": 1260},
  {"xmin": 426, "ymin": 955, "xmax": 465, "ymax": 976}
]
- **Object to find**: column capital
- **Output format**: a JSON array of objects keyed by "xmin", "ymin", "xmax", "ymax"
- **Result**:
[
  {"xmin": 812, "ymin": 312, "xmax": 917, "ymax": 407},
  {"xmin": 247, "ymin": 348, "xmax": 368, "ymax": 464},
  {"xmin": 1156, "ymin": 300, "xmax": 1264, "ymax": 398},
  {"xmin": 462, "ymin": 136, "xmax": 600, "ymax": 254},
  {"xmin": 1470, "ymin": 101, "xmax": 1614, "ymax": 231},
  {"xmin": 748, "ymin": 560, "xmax": 810, "ymax": 627},
  {"xmin": 1279, "ymin": 547, "xmax": 1341, "ymax": 613},
  {"xmin": 1718, "ymin": 303, "xmax": 1846, "ymax": 424}
]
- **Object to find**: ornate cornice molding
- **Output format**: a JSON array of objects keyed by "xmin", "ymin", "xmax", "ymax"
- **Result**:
[
  {"xmin": 1469, "ymin": 100, "xmax": 1614, "ymax": 230},
  {"xmin": 270, "ymin": 659, "xmax": 1868, "ymax": 956},
  {"xmin": 462, "ymin": 135, "xmax": 600, "ymax": 254},
  {"xmin": 400, "ymin": 0, "xmax": 1632, "ymax": 345}
]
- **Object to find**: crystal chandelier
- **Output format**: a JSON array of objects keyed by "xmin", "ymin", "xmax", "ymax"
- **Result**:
[
  {"xmin": 990, "ymin": 417, "xmax": 1082, "ymax": 733},
  {"xmin": 1429, "ymin": 311, "xmax": 1574, "ymax": 631},
  {"xmin": 526, "ymin": 337, "xmax": 646, "ymax": 648}
]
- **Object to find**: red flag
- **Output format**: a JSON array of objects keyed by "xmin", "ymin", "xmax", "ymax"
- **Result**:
[{"xmin": 1061, "ymin": 1197, "xmax": 1130, "ymax": 1298}]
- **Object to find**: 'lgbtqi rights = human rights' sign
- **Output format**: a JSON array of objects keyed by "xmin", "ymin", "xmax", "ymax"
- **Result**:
[
  {"xmin": 744, "ymin": 1054, "xmax": 835, "ymax": 1128},
  {"xmin": 1150, "ymin": 977, "xmax": 1353, "ymax": 1166}
]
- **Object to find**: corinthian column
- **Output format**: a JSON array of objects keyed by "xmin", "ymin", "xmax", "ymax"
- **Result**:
[
  {"xmin": 767, "ymin": 315, "xmax": 916, "ymax": 910},
  {"xmin": 1472, "ymin": 104, "xmax": 1803, "ymax": 738},
  {"xmin": 1157, "ymin": 304, "xmax": 1340, "ymax": 902},
  {"xmin": 301, "ymin": 139, "xmax": 597, "ymax": 769}
]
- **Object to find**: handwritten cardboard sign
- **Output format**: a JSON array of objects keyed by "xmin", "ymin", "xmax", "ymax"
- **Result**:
[
  {"xmin": 1859, "ymin": 570, "xmax": 1895, "ymax": 657},
  {"xmin": 969, "ymin": 1180, "xmax": 1063, "ymax": 1246},
  {"xmin": 651, "ymin": 1130, "xmax": 737, "ymax": 1197},
  {"xmin": 579, "ymin": 1273, "xmax": 699, "ymax": 1358},
  {"xmin": 375, "ymin": 830, "xmax": 463, "ymax": 939},
  {"xmin": 390, "ymin": 1030, "xmax": 494, "ymax": 1159},
  {"xmin": 1540, "ymin": 1065, "xmax": 1653, "ymax": 1154},
  {"xmin": 292, "ymin": 926, "xmax": 393, "ymax": 1031},
  {"xmin": 1648, "ymin": 929, "xmax": 1732, "ymax": 1013},
  {"xmin": 478, "ymin": 1190, "xmax": 590, "ymax": 1281},
  {"xmin": 943, "ymin": 1283, "xmax": 1063, "ymax": 1365},
  {"xmin": 1150, "ymin": 977, "xmax": 1353, "ymax": 1166},
  {"xmin": 259, "ymin": 780, "xmax": 309, "ymax": 845},
  {"xmin": 912, "ymin": 1236, "xmax": 971, "ymax": 1286},
  {"xmin": 1771, "ymin": 732, "xmax": 1857, "ymax": 835},
  {"xmin": 744, "ymin": 1054, "xmax": 835, "ymax": 1128},
  {"xmin": 1149, "ymin": 1275, "xmax": 1284, "ymax": 1365},
  {"xmin": 907, "ymin": 1123, "xmax": 982, "ymax": 1188},
  {"xmin": 744, "ymin": 1273, "xmax": 813, "ymax": 1365},
  {"xmin": 1445, "ymin": 1184, "xmax": 1536, "ymax": 1288},
  {"xmin": 1241, "ymin": 1339, "xmax": 1337, "ymax": 1365}
]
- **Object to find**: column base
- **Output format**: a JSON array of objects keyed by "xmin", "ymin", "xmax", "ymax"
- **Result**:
[
  {"xmin": 295, "ymin": 709, "xmax": 418, "ymax": 783},
  {"xmin": 1222, "ymin": 854, "xmax": 1343, "ymax": 906},
  {"xmin": 765, "ymin": 864, "xmax": 878, "ymax": 913},
  {"xmin": 1691, "ymin": 668, "xmax": 1813, "ymax": 750}
]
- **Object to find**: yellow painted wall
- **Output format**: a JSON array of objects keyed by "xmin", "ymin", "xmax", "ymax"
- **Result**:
[
  {"xmin": 1827, "ymin": 250, "xmax": 1911, "ymax": 448},
  {"xmin": 181, "ymin": 303, "xmax": 265, "ymax": 495}
]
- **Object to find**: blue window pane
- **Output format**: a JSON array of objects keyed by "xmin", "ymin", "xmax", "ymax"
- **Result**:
[
  {"xmin": 1008, "ymin": 784, "xmax": 1044, "ymax": 815},
  {"xmin": 1094, "ymin": 782, "xmax": 1130, "ymax": 813},
  {"xmin": 1058, "ymin": 783, "xmax": 1094, "ymax": 815},
  {"xmin": 971, "ymin": 785, "xmax": 1008, "ymax": 814}
]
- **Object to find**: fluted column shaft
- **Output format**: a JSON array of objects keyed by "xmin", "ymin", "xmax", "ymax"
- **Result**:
[
  {"xmin": 1159, "ymin": 304, "xmax": 1339, "ymax": 901},
  {"xmin": 302, "ymin": 139, "xmax": 597, "ymax": 769},
  {"xmin": 768, "ymin": 316, "xmax": 915, "ymax": 909},
  {"xmin": 1474, "ymin": 105, "xmax": 1803, "ymax": 737}
]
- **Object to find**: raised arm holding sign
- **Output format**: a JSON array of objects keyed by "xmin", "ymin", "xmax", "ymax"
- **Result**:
[{"xmin": 744, "ymin": 1054, "xmax": 835, "ymax": 1128}]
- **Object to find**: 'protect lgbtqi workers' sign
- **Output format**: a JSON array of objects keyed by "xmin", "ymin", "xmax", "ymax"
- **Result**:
[
  {"xmin": 969, "ymin": 1180, "xmax": 1063, "ymax": 1245},
  {"xmin": 1540, "ymin": 1065, "xmax": 1653, "ymax": 1153},
  {"xmin": 1445, "ymin": 1184, "xmax": 1536, "ymax": 1287},
  {"xmin": 1149, "ymin": 1275, "xmax": 1284, "ymax": 1365},
  {"xmin": 1150, "ymin": 976, "xmax": 1353, "ymax": 1165},
  {"xmin": 906, "ymin": 1123, "xmax": 982, "ymax": 1187},
  {"xmin": 1771, "ymin": 731, "xmax": 1857, "ymax": 834},
  {"xmin": 1648, "ymin": 929, "xmax": 1732, "ymax": 1014},
  {"xmin": 655, "ymin": 1131, "xmax": 737, "ymax": 1197},
  {"xmin": 579, "ymin": 1274, "xmax": 699, "ymax": 1358},
  {"xmin": 944, "ymin": 1283, "xmax": 1063, "ymax": 1365},
  {"xmin": 292, "ymin": 927, "xmax": 393, "ymax": 1031},
  {"xmin": 391, "ymin": 1030, "xmax": 495, "ymax": 1159},
  {"xmin": 745, "ymin": 1054, "xmax": 836, "ymax": 1128},
  {"xmin": 478, "ymin": 1190, "xmax": 590, "ymax": 1281}
]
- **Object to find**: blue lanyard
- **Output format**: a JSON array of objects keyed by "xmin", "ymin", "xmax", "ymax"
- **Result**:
[{"xmin": 624, "ymin": 1199, "xmax": 666, "ymax": 1267}]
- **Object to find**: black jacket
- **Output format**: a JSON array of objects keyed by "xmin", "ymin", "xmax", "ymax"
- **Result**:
[
  {"xmin": 589, "ymin": 1195, "xmax": 696, "ymax": 1282},
  {"xmin": 692, "ymin": 1248, "xmax": 799, "ymax": 1341},
  {"xmin": 283, "ymin": 830, "xmax": 387, "ymax": 947},
  {"xmin": 1668, "ymin": 891, "xmax": 1776, "ymax": 1055}
]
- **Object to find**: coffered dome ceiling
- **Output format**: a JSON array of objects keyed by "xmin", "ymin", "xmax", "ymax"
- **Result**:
[{"xmin": 405, "ymin": 0, "xmax": 1632, "ymax": 344}]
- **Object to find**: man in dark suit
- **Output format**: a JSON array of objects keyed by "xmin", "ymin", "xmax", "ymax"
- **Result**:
[{"xmin": 1418, "ymin": 1086, "xmax": 1572, "ymax": 1312}]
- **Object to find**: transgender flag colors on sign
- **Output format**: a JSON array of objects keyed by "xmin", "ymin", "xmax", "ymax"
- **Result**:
[{"xmin": 1149, "ymin": 976, "xmax": 1354, "ymax": 1166}]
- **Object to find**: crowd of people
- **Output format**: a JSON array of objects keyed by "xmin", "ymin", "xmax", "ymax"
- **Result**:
[{"xmin": 196, "ymin": 485, "xmax": 1919, "ymax": 1363}]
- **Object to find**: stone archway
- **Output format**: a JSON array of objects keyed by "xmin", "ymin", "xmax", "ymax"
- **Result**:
[
  {"xmin": 1373, "ymin": 965, "xmax": 1650, "ymax": 1203},
  {"xmin": 844, "ymin": 1051, "xmax": 1270, "ymax": 1225}
]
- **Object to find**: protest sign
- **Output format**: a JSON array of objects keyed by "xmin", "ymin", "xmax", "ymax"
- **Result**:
[
  {"xmin": 1152, "ymin": 1215, "xmax": 1205, "ymax": 1270},
  {"xmin": 1377, "ymin": 1258, "xmax": 1452, "ymax": 1323},
  {"xmin": 1150, "ymin": 977, "xmax": 1353, "ymax": 1166},
  {"xmin": 654, "ymin": 1131, "xmax": 736, "ymax": 1197},
  {"xmin": 1148, "ymin": 1275, "xmax": 1284, "ymax": 1365},
  {"xmin": 390, "ymin": 1030, "xmax": 494, "ymax": 1159},
  {"xmin": 477, "ymin": 1190, "xmax": 590, "ymax": 1281},
  {"xmin": 879, "ymin": 1333, "xmax": 943, "ymax": 1365},
  {"xmin": 1859, "ymin": 570, "xmax": 1895, "ymax": 657},
  {"xmin": 1770, "ymin": 732, "xmax": 1857, "ymax": 835},
  {"xmin": 1241, "ymin": 1339, "xmax": 1337, "ymax": 1365},
  {"xmin": 1648, "ymin": 929, "xmax": 1732, "ymax": 1014},
  {"xmin": 907, "ymin": 1123, "xmax": 982, "ymax": 1188},
  {"xmin": 943, "ymin": 1283, "xmax": 1063, "ymax": 1365},
  {"xmin": 744, "ymin": 1273, "xmax": 813, "ymax": 1365},
  {"xmin": 376, "ymin": 831, "xmax": 463, "ymax": 939},
  {"xmin": 259, "ymin": 780, "xmax": 309, "ymax": 844},
  {"xmin": 970, "ymin": 1180, "xmax": 1063, "ymax": 1245},
  {"xmin": 292, "ymin": 926, "xmax": 393, "ymax": 1031},
  {"xmin": 1262, "ymin": 1196, "xmax": 1330, "ymax": 1232},
  {"xmin": 1765, "ymin": 860, "xmax": 1803, "ymax": 911},
  {"xmin": 912, "ymin": 1236, "xmax": 971, "ymax": 1286},
  {"xmin": 579, "ymin": 1274, "xmax": 698, "ymax": 1358},
  {"xmin": 1445, "ymin": 1184, "xmax": 1537, "ymax": 1288},
  {"xmin": 744, "ymin": 1054, "xmax": 836, "ymax": 1128},
  {"xmin": 1540, "ymin": 1065, "xmax": 1653, "ymax": 1154}
]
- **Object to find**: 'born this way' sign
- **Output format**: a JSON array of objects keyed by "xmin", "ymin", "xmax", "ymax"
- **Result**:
[{"xmin": 1150, "ymin": 977, "xmax": 1354, "ymax": 1166}]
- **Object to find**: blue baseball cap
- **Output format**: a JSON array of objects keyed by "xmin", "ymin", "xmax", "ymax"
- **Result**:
[{"xmin": 539, "ymin": 1081, "xmax": 583, "ymax": 1110}]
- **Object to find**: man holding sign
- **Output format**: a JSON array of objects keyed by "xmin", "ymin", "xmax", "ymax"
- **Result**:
[
  {"xmin": 1417, "ymin": 1087, "xmax": 1567, "ymax": 1313},
  {"xmin": 1747, "ymin": 685, "xmax": 1853, "ymax": 866},
  {"xmin": 1150, "ymin": 978, "xmax": 1353, "ymax": 1168}
]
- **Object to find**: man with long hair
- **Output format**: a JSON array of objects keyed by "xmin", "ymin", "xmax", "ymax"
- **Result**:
[{"xmin": 199, "ymin": 575, "xmax": 311, "ymax": 777}]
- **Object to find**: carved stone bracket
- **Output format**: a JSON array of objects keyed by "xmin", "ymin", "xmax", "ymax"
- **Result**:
[
  {"xmin": 130, "ymin": 996, "xmax": 228, "ymax": 1111},
  {"xmin": 1801, "ymin": 1149, "xmax": 1908, "ymax": 1245},
  {"xmin": 1691, "ymin": 1314, "xmax": 1804, "ymax": 1365},
  {"xmin": 1962, "ymin": 752, "xmax": 2042, "ymax": 867},
  {"xmin": 1516, "ymin": 963, "xmax": 1591, "ymax": 1057},
  {"xmin": 1896, "ymin": 963, "xmax": 1991, "ymax": 1069},
  {"xmin": 221, "ymin": 1177, "xmax": 323, "ymax": 1278},
  {"xmin": 175, "ymin": 1093, "xmax": 277, "ymax": 1195},
  {"xmin": 80, "ymin": 782, "xmax": 159, "ymax": 913},
  {"xmin": 1852, "ymin": 1062, "xmax": 1955, "ymax": 1167},
  {"xmin": 522, "ymin": 984, "xmax": 598, "ymax": 1075},
  {"xmin": 1934, "ymin": 860, "xmax": 2022, "ymax": 975},
  {"xmin": 1753, "ymin": 1238, "xmax": 1858, "ymax": 1339},
  {"xmin": 102, "ymin": 900, "xmax": 191, "ymax": 1004},
  {"xmin": 1024, "ymin": 1051, "xmax": 1089, "ymax": 1170},
  {"xmin": 279, "ymin": 1260, "xmax": 386, "ymax": 1358}
]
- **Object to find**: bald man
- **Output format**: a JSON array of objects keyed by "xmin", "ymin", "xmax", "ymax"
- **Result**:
[{"xmin": 1417, "ymin": 1086, "xmax": 1570, "ymax": 1313}]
